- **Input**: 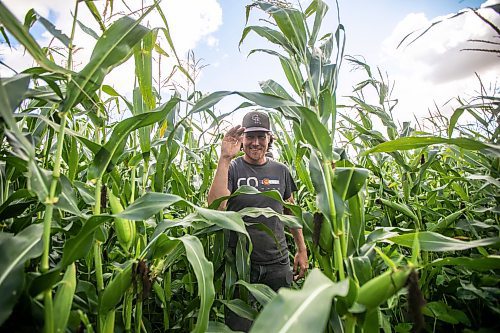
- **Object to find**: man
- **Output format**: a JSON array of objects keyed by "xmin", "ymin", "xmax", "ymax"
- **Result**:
[{"xmin": 207, "ymin": 111, "xmax": 308, "ymax": 331}]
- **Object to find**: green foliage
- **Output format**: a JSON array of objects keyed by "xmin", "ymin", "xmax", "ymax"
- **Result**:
[{"xmin": 0, "ymin": 1, "xmax": 498, "ymax": 332}]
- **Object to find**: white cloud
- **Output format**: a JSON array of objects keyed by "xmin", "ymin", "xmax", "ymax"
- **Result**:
[
  {"xmin": 0, "ymin": 44, "xmax": 35, "ymax": 77},
  {"xmin": 1, "ymin": 0, "xmax": 223, "ymax": 95},
  {"xmin": 206, "ymin": 35, "xmax": 219, "ymax": 47},
  {"xmin": 377, "ymin": 2, "xmax": 499, "ymax": 122},
  {"xmin": 3, "ymin": 0, "xmax": 72, "ymax": 21},
  {"xmin": 382, "ymin": 6, "xmax": 499, "ymax": 83}
]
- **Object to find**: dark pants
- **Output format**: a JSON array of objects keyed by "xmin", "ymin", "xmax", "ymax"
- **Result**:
[{"xmin": 225, "ymin": 257, "xmax": 293, "ymax": 332}]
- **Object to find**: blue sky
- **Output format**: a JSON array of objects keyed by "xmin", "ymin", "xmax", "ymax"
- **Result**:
[
  {"xmin": 184, "ymin": 0, "xmax": 498, "ymax": 128},
  {"xmin": 2, "ymin": 0, "xmax": 498, "ymax": 128},
  {"xmin": 195, "ymin": 0, "xmax": 485, "ymax": 92}
]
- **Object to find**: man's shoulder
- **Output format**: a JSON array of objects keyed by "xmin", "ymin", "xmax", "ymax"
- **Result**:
[{"xmin": 230, "ymin": 156, "xmax": 244, "ymax": 167}]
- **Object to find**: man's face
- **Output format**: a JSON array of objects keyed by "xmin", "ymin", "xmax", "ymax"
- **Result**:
[{"xmin": 242, "ymin": 131, "xmax": 270, "ymax": 164}]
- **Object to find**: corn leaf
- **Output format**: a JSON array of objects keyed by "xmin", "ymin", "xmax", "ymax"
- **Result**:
[
  {"xmin": 235, "ymin": 280, "xmax": 277, "ymax": 306},
  {"xmin": 299, "ymin": 107, "xmax": 333, "ymax": 160},
  {"xmin": 240, "ymin": 26, "xmax": 292, "ymax": 52},
  {"xmin": 62, "ymin": 14, "xmax": 152, "ymax": 113},
  {"xmin": 388, "ymin": 232, "xmax": 500, "ymax": 252},
  {"xmin": 53, "ymin": 263, "xmax": 77, "ymax": 333},
  {"xmin": 0, "ymin": 224, "xmax": 43, "ymax": 326},
  {"xmin": 254, "ymin": 1, "xmax": 307, "ymax": 55},
  {"xmin": 250, "ymin": 269, "xmax": 349, "ymax": 333},
  {"xmin": 428, "ymin": 256, "xmax": 500, "ymax": 271},
  {"xmin": 178, "ymin": 235, "xmax": 215, "ymax": 333},
  {"xmin": 0, "ymin": 3, "xmax": 68, "ymax": 74},
  {"xmin": 99, "ymin": 260, "xmax": 134, "ymax": 314},
  {"xmin": 87, "ymin": 97, "xmax": 179, "ymax": 181},
  {"xmin": 333, "ymin": 167, "xmax": 369, "ymax": 201},
  {"xmin": 61, "ymin": 215, "xmax": 113, "ymax": 267},
  {"xmin": 362, "ymin": 136, "xmax": 500, "ymax": 157}
]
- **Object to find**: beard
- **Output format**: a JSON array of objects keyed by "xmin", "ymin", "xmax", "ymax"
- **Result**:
[{"xmin": 243, "ymin": 145, "xmax": 266, "ymax": 163}]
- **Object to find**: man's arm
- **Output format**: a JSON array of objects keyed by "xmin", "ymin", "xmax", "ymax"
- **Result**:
[
  {"xmin": 285, "ymin": 196, "xmax": 308, "ymax": 280},
  {"xmin": 207, "ymin": 158, "xmax": 231, "ymax": 210},
  {"xmin": 207, "ymin": 126, "xmax": 245, "ymax": 210}
]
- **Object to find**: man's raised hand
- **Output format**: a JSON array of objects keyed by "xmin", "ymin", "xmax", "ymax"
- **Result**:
[{"xmin": 220, "ymin": 125, "xmax": 245, "ymax": 161}]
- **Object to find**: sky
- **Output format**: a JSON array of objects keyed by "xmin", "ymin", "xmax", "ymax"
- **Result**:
[{"xmin": 1, "ymin": 0, "xmax": 499, "ymax": 131}]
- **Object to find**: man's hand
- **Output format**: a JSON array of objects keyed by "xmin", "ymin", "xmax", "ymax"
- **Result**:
[
  {"xmin": 221, "ymin": 125, "xmax": 245, "ymax": 161},
  {"xmin": 293, "ymin": 248, "xmax": 308, "ymax": 281}
]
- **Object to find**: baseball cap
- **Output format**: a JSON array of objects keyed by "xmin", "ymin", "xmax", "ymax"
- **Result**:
[{"xmin": 242, "ymin": 111, "xmax": 271, "ymax": 132}]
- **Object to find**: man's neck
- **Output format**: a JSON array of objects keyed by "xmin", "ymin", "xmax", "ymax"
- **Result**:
[{"xmin": 243, "ymin": 154, "xmax": 267, "ymax": 165}]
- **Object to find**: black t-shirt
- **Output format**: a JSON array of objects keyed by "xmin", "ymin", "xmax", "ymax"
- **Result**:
[{"xmin": 227, "ymin": 156, "xmax": 297, "ymax": 264}]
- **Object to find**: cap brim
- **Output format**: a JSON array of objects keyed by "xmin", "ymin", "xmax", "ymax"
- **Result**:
[{"xmin": 244, "ymin": 127, "xmax": 271, "ymax": 132}]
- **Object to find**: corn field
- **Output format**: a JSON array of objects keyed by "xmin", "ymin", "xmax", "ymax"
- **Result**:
[{"xmin": 0, "ymin": 0, "xmax": 499, "ymax": 332}]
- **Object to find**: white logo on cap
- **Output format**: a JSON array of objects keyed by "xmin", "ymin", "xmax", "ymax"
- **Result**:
[{"xmin": 252, "ymin": 114, "xmax": 261, "ymax": 124}]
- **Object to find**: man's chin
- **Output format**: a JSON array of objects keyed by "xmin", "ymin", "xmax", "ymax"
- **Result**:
[{"xmin": 245, "ymin": 151, "xmax": 265, "ymax": 163}]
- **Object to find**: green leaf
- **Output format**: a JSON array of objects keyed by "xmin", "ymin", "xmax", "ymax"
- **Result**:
[
  {"xmin": 380, "ymin": 198, "xmax": 419, "ymax": 223},
  {"xmin": 428, "ymin": 208, "xmax": 466, "ymax": 232},
  {"xmin": 149, "ymin": 235, "xmax": 183, "ymax": 262},
  {"xmin": 467, "ymin": 174, "xmax": 500, "ymax": 188},
  {"xmin": 235, "ymin": 280, "xmax": 277, "ymax": 306},
  {"xmin": 347, "ymin": 192, "xmax": 365, "ymax": 255},
  {"xmin": 422, "ymin": 301, "xmax": 471, "ymax": 325},
  {"xmin": 53, "ymin": 263, "xmax": 77, "ymax": 333},
  {"xmin": 77, "ymin": 19, "xmax": 99, "ymax": 40},
  {"xmin": 0, "ymin": 76, "xmax": 35, "ymax": 159},
  {"xmin": 134, "ymin": 29, "xmax": 157, "ymax": 110},
  {"xmin": 2, "ymin": 74, "xmax": 31, "ymax": 112},
  {"xmin": 240, "ymin": 26, "xmax": 292, "ymax": 52},
  {"xmin": 100, "ymin": 260, "xmax": 134, "ymax": 314},
  {"xmin": 116, "ymin": 192, "xmax": 185, "ymax": 220},
  {"xmin": 219, "ymin": 299, "xmax": 258, "ymax": 321},
  {"xmin": 307, "ymin": 0, "xmax": 328, "ymax": 46},
  {"xmin": 13, "ymin": 112, "xmax": 101, "ymax": 154},
  {"xmin": 62, "ymin": 14, "xmax": 152, "ymax": 113},
  {"xmin": 299, "ymin": 108, "xmax": 333, "ymax": 160},
  {"xmin": 56, "ymin": 175, "xmax": 84, "ymax": 217},
  {"xmin": 36, "ymin": 13, "xmax": 71, "ymax": 47},
  {"xmin": 0, "ymin": 189, "xmax": 35, "ymax": 220},
  {"xmin": 178, "ymin": 235, "xmax": 215, "ymax": 333},
  {"xmin": 309, "ymin": 150, "xmax": 334, "ymax": 225},
  {"xmin": 319, "ymin": 88, "xmax": 335, "ymax": 126},
  {"xmin": 0, "ymin": 224, "xmax": 43, "ymax": 326},
  {"xmin": 132, "ymin": 87, "xmax": 152, "ymax": 154},
  {"xmin": 388, "ymin": 232, "xmax": 500, "ymax": 252},
  {"xmin": 74, "ymin": 181, "xmax": 95, "ymax": 205},
  {"xmin": 27, "ymin": 161, "xmax": 51, "ymax": 203},
  {"xmin": 206, "ymin": 321, "xmax": 238, "ymax": 333},
  {"xmin": 250, "ymin": 269, "xmax": 349, "ymax": 333},
  {"xmin": 194, "ymin": 206, "xmax": 249, "ymax": 238},
  {"xmin": 254, "ymin": 2, "xmax": 307, "ymax": 54},
  {"xmin": 83, "ymin": 0, "xmax": 106, "ymax": 32},
  {"xmin": 236, "ymin": 234, "xmax": 250, "ymax": 282},
  {"xmin": 190, "ymin": 91, "xmax": 299, "ymax": 117},
  {"xmin": 239, "ymin": 207, "xmax": 302, "ymax": 229},
  {"xmin": 333, "ymin": 167, "xmax": 369, "ymax": 201},
  {"xmin": 0, "ymin": 3, "xmax": 69, "ymax": 74},
  {"xmin": 61, "ymin": 215, "xmax": 113, "ymax": 267},
  {"xmin": 448, "ymin": 107, "xmax": 465, "ymax": 138},
  {"xmin": 259, "ymin": 80, "xmax": 302, "ymax": 120},
  {"xmin": 209, "ymin": 185, "xmax": 302, "ymax": 217},
  {"xmin": 102, "ymin": 310, "xmax": 116, "ymax": 333},
  {"xmin": 361, "ymin": 136, "xmax": 500, "ymax": 157},
  {"xmin": 87, "ymin": 97, "xmax": 179, "ymax": 180},
  {"xmin": 250, "ymin": 50, "xmax": 304, "ymax": 97},
  {"xmin": 428, "ymin": 256, "xmax": 500, "ymax": 271}
]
